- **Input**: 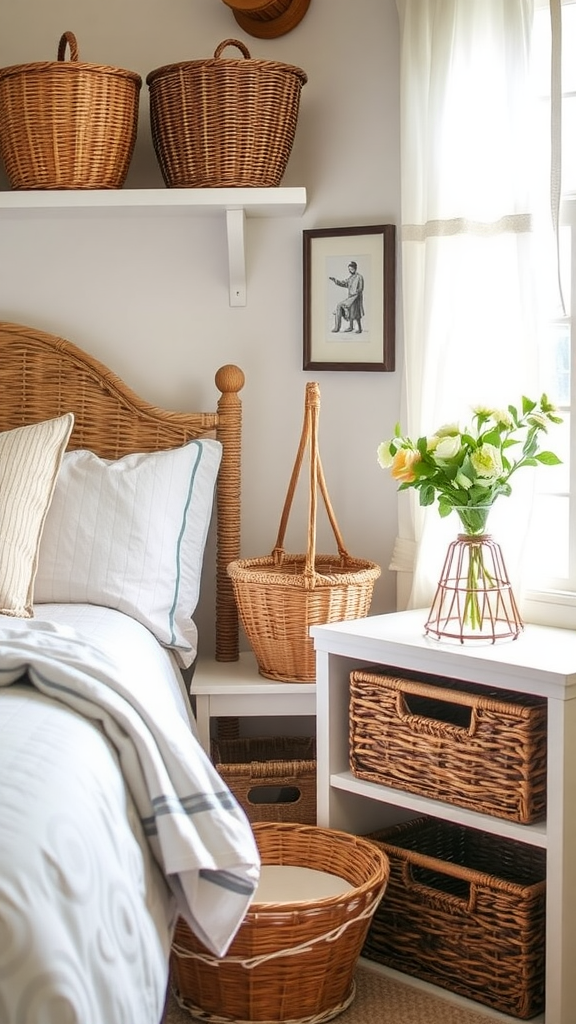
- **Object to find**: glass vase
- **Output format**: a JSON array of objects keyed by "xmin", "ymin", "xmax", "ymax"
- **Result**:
[{"xmin": 424, "ymin": 507, "xmax": 523, "ymax": 644}]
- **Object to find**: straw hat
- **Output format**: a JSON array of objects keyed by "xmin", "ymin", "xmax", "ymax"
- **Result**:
[{"xmin": 221, "ymin": 0, "xmax": 311, "ymax": 39}]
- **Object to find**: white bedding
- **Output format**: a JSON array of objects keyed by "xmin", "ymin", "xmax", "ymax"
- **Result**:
[
  {"xmin": 0, "ymin": 606, "xmax": 260, "ymax": 1024},
  {"xmin": 32, "ymin": 602, "xmax": 198, "ymax": 730}
]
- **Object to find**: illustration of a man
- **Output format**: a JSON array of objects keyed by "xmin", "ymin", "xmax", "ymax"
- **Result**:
[{"xmin": 329, "ymin": 261, "xmax": 365, "ymax": 333}]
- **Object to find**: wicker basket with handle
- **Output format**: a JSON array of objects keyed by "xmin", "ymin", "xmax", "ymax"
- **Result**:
[
  {"xmin": 349, "ymin": 666, "xmax": 547, "ymax": 824},
  {"xmin": 0, "ymin": 31, "xmax": 141, "ymax": 189},
  {"xmin": 227, "ymin": 382, "xmax": 381, "ymax": 682},
  {"xmin": 364, "ymin": 817, "xmax": 546, "ymax": 1019},
  {"xmin": 146, "ymin": 38, "xmax": 307, "ymax": 188}
]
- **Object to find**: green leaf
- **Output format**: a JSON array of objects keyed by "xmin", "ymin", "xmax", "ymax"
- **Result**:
[
  {"xmin": 522, "ymin": 436, "xmax": 539, "ymax": 459},
  {"xmin": 481, "ymin": 428, "xmax": 502, "ymax": 447},
  {"xmin": 508, "ymin": 403, "xmax": 520, "ymax": 426},
  {"xmin": 412, "ymin": 462, "xmax": 434, "ymax": 479},
  {"xmin": 536, "ymin": 451, "xmax": 562, "ymax": 465},
  {"xmin": 468, "ymin": 485, "xmax": 493, "ymax": 504},
  {"xmin": 419, "ymin": 484, "xmax": 435, "ymax": 506}
]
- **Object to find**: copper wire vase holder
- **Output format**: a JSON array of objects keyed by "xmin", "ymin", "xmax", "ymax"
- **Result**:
[{"xmin": 424, "ymin": 533, "xmax": 524, "ymax": 644}]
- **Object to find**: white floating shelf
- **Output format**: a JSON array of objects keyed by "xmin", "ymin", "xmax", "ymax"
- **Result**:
[{"xmin": 0, "ymin": 186, "xmax": 308, "ymax": 306}]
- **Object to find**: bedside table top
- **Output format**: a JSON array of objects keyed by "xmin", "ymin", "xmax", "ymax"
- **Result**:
[{"xmin": 311, "ymin": 608, "xmax": 576, "ymax": 700}]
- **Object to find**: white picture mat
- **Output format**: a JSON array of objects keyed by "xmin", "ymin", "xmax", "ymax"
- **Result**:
[{"xmin": 309, "ymin": 232, "xmax": 384, "ymax": 365}]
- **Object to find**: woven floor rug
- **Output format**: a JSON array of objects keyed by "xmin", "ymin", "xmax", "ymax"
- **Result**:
[{"xmin": 163, "ymin": 963, "xmax": 497, "ymax": 1024}]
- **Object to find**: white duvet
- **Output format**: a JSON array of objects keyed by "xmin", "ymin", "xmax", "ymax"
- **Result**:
[{"xmin": 0, "ymin": 607, "xmax": 260, "ymax": 1024}]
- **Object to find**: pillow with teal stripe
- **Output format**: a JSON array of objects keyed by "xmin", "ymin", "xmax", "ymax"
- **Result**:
[{"xmin": 34, "ymin": 438, "xmax": 222, "ymax": 667}]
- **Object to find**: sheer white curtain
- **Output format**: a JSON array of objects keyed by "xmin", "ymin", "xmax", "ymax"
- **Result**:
[{"xmin": 394, "ymin": 0, "xmax": 540, "ymax": 611}]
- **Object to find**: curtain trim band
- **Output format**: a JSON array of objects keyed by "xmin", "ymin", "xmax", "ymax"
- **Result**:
[{"xmin": 402, "ymin": 213, "xmax": 533, "ymax": 242}]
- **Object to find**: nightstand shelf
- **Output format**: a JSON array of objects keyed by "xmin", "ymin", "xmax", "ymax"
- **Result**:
[{"xmin": 190, "ymin": 651, "xmax": 316, "ymax": 754}]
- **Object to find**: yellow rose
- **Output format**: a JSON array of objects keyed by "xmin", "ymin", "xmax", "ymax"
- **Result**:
[
  {"xmin": 528, "ymin": 412, "xmax": 549, "ymax": 430},
  {"xmin": 390, "ymin": 448, "xmax": 421, "ymax": 483}
]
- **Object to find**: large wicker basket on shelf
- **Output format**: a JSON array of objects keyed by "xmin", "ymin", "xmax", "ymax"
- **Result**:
[
  {"xmin": 227, "ymin": 382, "xmax": 381, "ymax": 682},
  {"xmin": 171, "ymin": 822, "xmax": 390, "ymax": 1024},
  {"xmin": 146, "ymin": 38, "xmax": 307, "ymax": 188},
  {"xmin": 0, "ymin": 31, "xmax": 141, "ymax": 189}
]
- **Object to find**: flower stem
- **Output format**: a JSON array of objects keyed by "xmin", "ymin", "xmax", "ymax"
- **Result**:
[{"xmin": 462, "ymin": 539, "xmax": 496, "ymax": 629}]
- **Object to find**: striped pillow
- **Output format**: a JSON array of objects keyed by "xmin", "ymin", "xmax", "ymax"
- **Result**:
[
  {"xmin": 34, "ymin": 438, "xmax": 222, "ymax": 667},
  {"xmin": 0, "ymin": 414, "xmax": 74, "ymax": 617}
]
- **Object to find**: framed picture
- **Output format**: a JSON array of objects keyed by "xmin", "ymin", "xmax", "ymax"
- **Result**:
[{"xmin": 303, "ymin": 224, "xmax": 396, "ymax": 371}]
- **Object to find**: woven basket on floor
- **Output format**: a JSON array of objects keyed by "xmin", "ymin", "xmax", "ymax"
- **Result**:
[
  {"xmin": 227, "ymin": 382, "xmax": 381, "ymax": 682},
  {"xmin": 0, "ymin": 31, "xmax": 141, "ymax": 189},
  {"xmin": 171, "ymin": 821, "xmax": 390, "ymax": 1024},
  {"xmin": 146, "ymin": 38, "xmax": 307, "ymax": 188}
]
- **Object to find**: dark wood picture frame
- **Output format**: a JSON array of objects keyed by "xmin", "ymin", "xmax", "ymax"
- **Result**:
[{"xmin": 303, "ymin": 224, "xmax": 396, "ymax": 371}]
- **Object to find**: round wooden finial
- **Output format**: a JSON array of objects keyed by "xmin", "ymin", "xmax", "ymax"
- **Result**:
[
  {"xmin": 215, "ymin": 364, "xmax": 245, "ymax": 395},
  {"xmin": 221, "ymin": 0, "xmax": 311, "ymax": 39}
]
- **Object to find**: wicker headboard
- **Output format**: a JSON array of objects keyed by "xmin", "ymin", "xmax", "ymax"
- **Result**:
[{"xmin": 0, "ymin": 320, "xmax": 244, "ymax": 661}]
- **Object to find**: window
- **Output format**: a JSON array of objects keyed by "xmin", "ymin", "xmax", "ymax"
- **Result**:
[{"xmin": 524, "ymin": 1, "xmax": 576, "ymax": 625}]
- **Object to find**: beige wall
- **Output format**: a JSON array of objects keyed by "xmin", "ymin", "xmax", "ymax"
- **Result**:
[{"xmin": 0, "ymin": 0, "xmax": 403, "ymax": 653}]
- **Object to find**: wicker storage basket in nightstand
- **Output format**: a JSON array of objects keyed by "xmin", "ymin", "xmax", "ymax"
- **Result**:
[
  {"xmin": 349, "ymin": 666, "xmax": 547, "ymax": 823},
  {"xmin": 364, "ymin": 817, "xmax": 546, "ymax": 1019},
  {"xmin": 212, "ymin": 735, "xmax": 316, "ymax": 824}
]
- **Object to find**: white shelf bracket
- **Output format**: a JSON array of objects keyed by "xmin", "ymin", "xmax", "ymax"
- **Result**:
[{"xmin": 226, "ymin": 207, "xmax": 246, "ymax": 307}]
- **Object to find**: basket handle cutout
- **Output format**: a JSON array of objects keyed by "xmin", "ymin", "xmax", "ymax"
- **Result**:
[
  {"xmin": 247, "ymin": 785, "xmax": 302, "ymax": 805},
  {"xmin": 57, "ymin": 32, "xmax": 79, "ymax": 62},
  {"xmin": 214, "ymin": 38, "xmax": 252, "ymax": 60},
  {"xmin": 400, "ymin": 691, "xmax": 474, "ymax": 732},
  {"xmin": 402, "ymin": 860, "xmax": 476, "ymax": 913},
  {"xmin": 271, "ymin": 381, "xmax": 351, "ymax": 583}
]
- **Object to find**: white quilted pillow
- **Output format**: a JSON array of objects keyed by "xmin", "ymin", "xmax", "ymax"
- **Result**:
[
  {"xmin": 35, "ymin": 438, "xmax": 222, "ymax": 666},
  {"xmin": 0, "ymin": 414, "xmax": 74, "ymax": 618}
]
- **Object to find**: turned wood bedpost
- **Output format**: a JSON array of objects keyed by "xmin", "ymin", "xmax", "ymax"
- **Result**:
[{"xmin": 214, "ymin": 364, "xmax": 245, "ymax": 662}]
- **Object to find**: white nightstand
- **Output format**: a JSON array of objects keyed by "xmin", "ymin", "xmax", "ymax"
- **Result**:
[
  {"xmin": 311, "ymin": 608, "xmax": 576, "ymax": 1024},
  {"xmin": 190, "ymin": 651, "xmax": 316, "ymax": 754}
]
